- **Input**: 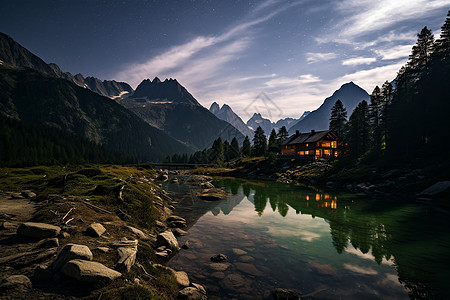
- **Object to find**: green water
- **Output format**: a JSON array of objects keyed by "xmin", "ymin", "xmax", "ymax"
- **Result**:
[{"xmin": 167, "ymin": 178, "xmax": 450, "ymax": 299}]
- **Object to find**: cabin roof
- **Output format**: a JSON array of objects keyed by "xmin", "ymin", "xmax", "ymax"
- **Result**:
[{"xmin": 282, "ymin": 130, "xmax": 336, "ymax": 146}]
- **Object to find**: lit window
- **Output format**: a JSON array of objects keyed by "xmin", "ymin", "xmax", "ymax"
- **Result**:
[
  {"xmin": 315, "ymin": 149, "xmax": 321, "ymax": 156},
  {"xmin": 331, "ymin": 141, "xmax": 337, "ymax": 148},
  {"xmin": 306, "ymin": 143, "xmax": 309, "ymax": 147},
  {"xmin": 322, "ymin": 142, "xmax": 331, "ymax": 147},
  {"xmin": 324, "ymin": 149, "xmax": 331, "ymax": 156}
]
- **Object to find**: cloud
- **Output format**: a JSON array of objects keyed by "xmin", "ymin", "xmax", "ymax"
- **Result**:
[
  {"xmin": 115, "ymin": 0, "xmax": 302, "ymax": 88},
  {"xmin": 343, "ymin": 263, "xmax": 378, "ymax": 275},
  {"xmin": 337, "ymin": 61, "xmax": 406, "ymax": 92},
  {"xmin": 333, "ymin": 0, "xmax": 450, "ymax": 40},
  {"xmin": 375, "ymin": 44, "xmax": 414, "ymax": 60},
  {"xmin": 306, "ymin": 52, "xmax": 337, "ymax": 64},
  {"xmin": 342, "ymin": 57, "xmax": 377, "ymax": 66}
]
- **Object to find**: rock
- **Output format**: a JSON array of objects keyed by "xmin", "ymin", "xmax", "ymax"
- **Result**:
[
  {"xmin": 116, "ymin": 243, "xmax": 137, "ymax": 272},
  {"xmin": 177, "ymin": 287, "xmax": 207, "ymax": 300},
  {"xmin": 157, "ymin": 246, "xmax": 167, "ymax": 251},
  {"xmin": 112, "ymin": 238, "xmax": 138, "ymax": 248},
  {"xmin": 239, "ymin": 255, "xmax": 255, "ymax": 262},
  {"xmin": 234, "ymin": 262, "xmax": 264, "ymax": 276},
  {"xmin": 156, "ymin": 231, "xmax": 180, "ymax": 251},
  {"xmin": 1, "ymin": 221, "xmax": 17, "ymax": 230},
  {"xmin": 21, "ymin": 190, "xmax": 36, "ymax": 198},
  {"xmin": 210, "ymin": 253, "xmax": 228, "ymax": 262},
  {"xmin": 35, "ymin": 237, "xmax": 59, "ymax": 248},
  {"xmin": 208, "ymin": 263, "xmax": 230, "ymax": 272},
  {"xmin": 96, "ymin": 247, "xmax": 110, "ymax": 253},
  {"xmin": 59, "ymin": 231, "xmax": 71, "ymax": 239},
  {"xmin": 86, "ymin": 223, "xmax": 106, "ymax": 237},
  {"xmin": 17, "ymin": 222, "xmax": 61, "ymax": 239},
  {"xmin": 0, "ymin": 275, "xmax": 31, "ymax": 291},
  {"xmin": 52, "ymin": 244, "xmax": 93, "ymax": 271},
  {"xmin": 167, "ymin": 215, "xmax": 186, "ymax": 223},
  {"xmin": 61, "ymin": 259, "xmax": 121, "ymax": 284},
  {"xmin": 158, "ymin": 174, "xmax": 169, "ymax": 181},
  {"xmin": 156, "ymin": 220, "xmax": 166, "ymax": 228},
  {"xmin": 155, "ymin": 251, "xmax": 169, "ymax": 259},
  {"xmin": 232, "ymin": 248, "xmax": 247, "ymax": 255},
  {"xmin": 174, "ymin": 271, "xmax": 190, "ymax": 287},
  {"xmin": 126, "ymin": 226, "xmax": 147, "ymax": 239},
  {"xmin": 192, "ymin": 283, "xmax": 207, "ymax": 295},
  {"xmin": 197, "ymin": 188, "xmax": 228, "ymax": 201},
  {"xmin": 172, "ymin": 228, "xmax": 188, "ymax": 236},
  {"xmin": 169, "ymin": 220, "xmax": 187, "ymax": 228},
  {"xmin": 420, "ymin": 181, "xmax": 450, "ymax": 197},
  {"xmin": 200, "ymin": 182, "xmax": 214, "ymax": 189},
  {"xmin": 271, "ymin": 288, "xmax": 300, "ymax": 300},
  {"xmin": 10, "ymin": 192, "xmax": 25, "ymax": 199},
  {"xmin": 34, "ymin": 264, "xmax": 53, "ymax": 281}
]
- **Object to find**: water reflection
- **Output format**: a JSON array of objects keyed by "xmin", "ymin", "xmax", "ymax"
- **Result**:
[{"xmin": 210, "ymin": 178, "xmax": 450, "ymax": 299}]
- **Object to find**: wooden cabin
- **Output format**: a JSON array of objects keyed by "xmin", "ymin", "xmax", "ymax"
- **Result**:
[{"xmin": 280, "ymin": 130, "xmax": 343, "ymax": 159}]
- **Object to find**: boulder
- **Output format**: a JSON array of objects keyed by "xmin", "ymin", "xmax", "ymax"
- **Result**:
[
  {"xmin": 126, "ymin": 226, "xmax": 147, "ymax": 239},
  {"xmin": 200, "ymin": 182, "xmax": 214, "ymax": 189},
  {"xmin": 167, "ymin": 215, "xmax": 186, "ymax": 223},
  {"xmin": 191, "ymin": 283, "xmax": 207, "ymax": 295},
  {"xmin": 234, "ymin": 262, "xmax": 264, "ymax": 276},
  {"xmin": 156, "ymin": 231, "xmax": 180, "ymax": 251},
  {"xmin": 17, "ymin": 222, "xmax": 61, "ymax": 239},
  {"xmin": 232, "ymin": 248, "xmax": 247, "ymax": 255},
  {"xmin": 21, "ymin": 190, "xmax": 36, "ymax": 198},
  {"xmin": 174, "ymin": 271, "xmax": 190, "ymax": 287},
  {"xmin": 52, "ymin": 244, "xmax": 93, "ymax": 271},
  {"xmin": 0, "ymin": 275, "xmax": 31, "ymax": 292},
  {"xmin": 1, "ymin": 221, "xmax": 17, "ymax": 230},
  {"xmin": 172, "ymin": 228, "xmax": 188, "ymax": 236},
  {"xmin": 197, "ymin": 188, "xmax": 228, "ymax": 201},
  {"xmin": 210, "ymin": 253, "xmax": 228, "ymax": 262},
  {"xmin": 61, "ymin": 259, "xmax": 121, "ymax": 284},
  {"xmin": 271, "ymin": 288, "xmax": 300, "ymax": 300},
  {"xmin": 420, "ymin": 181, "xmax": 450, "ymax": 197},
  {"xmin": 208, "ymin": 263, "xmax": 230, "ymax": 272},
  {"xmin": 177, "ymin": 287, "xmax": 207, "ymax": 300},
  {"xmin": 116, "ymin": 244, "xmax": 137, "ymax": 272},
  {"xmin": 86, "ymin": 223, "xmax": 106, "ymax": 237}
]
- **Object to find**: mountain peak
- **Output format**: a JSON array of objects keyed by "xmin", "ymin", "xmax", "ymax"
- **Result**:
[
  {"xmin": 209, "ymin": 102, "xmax": 220, "ymax": 114},
  {"xmin": 131, "ymin": 77, "xmax": 200, "ymax": 106}
]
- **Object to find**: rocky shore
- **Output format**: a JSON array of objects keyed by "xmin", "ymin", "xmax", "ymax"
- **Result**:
[{"xmin": 0, "ymin": 166, "xmax": 229, "ymax": 299}]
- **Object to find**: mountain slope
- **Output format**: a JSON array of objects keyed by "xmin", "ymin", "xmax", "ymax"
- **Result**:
[
  {"xmin": 289, "ymin": 82, "xmax": 369, "ymax": 134},
  {"xmin": 0, "ymin": 65, "xmax": 192, "ymax": 162},
  {"xmin": 0, "ymin": 32, "xmax": 133, "ymax": 98},
  {"xmin": 209, "ymin": 102, "xmax": 254, "ymax": 138},
  {"xmin": 119, "ymin": 78, "xmax": 244, "ymax": 150}
]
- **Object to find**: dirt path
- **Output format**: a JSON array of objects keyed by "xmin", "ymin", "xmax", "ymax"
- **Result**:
[{"xmin": 0, "ymin": 195, "xmax": 37, "ymax": 221}]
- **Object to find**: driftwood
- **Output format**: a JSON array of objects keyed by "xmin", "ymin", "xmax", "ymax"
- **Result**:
[
  {"xmin": 64, "ymin": 217, "xmax": 74, "ymax": 225},
  {"xmin": 60, "ymin": 207, "xmax": 75, "ymax": 223},
  {"xmin": 118, "ymin": 185, "xmax": 125, "ymax": 202},
  {"xmin": 82, "ymin": 201, "xmax": 112, "ymax": 214},
  {"xmin": 0, "ymin": 248, "xmax": 44, "ymax": 264}
]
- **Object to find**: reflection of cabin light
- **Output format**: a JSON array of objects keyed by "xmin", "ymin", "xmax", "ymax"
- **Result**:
[
  {"xmin": 306, "ymin": 195, "xmax": 310, "ymax": 200},
  {"xmin": 315, "ymin": 194, "xmax": 321, "ymax": 201},
  {"xmin": 324, "ymin": 194, "xmax": 330, "ymax": 200},
  {"xmin": 324, "ymin": 202, "xmax": 328, "ymax": 207},
  {"xmin": 334, "ymin": 196, "xmax": 337, "ymax": 200}
]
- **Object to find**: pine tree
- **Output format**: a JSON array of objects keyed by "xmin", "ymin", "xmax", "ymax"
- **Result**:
[
  {"xmin": 380, "ymin": 81, "xmax": 393, "ymax": 149},
  {"xmin": 210, "ymin": 138, "xmax": 225, "ymax": 166},
  {"xmin": 268, "ymin": 129, "xmax": 278, "ymax": 153},
  {"xmin": 277, "ymin": 126, "xmax": 289, "ymax": 145},
  {"xmin": 230, "ymin": 137, "xmax": 240, "ymax": 160},
  {"xmin": 223, "ymin": 140, "xmax": 231, "ymax": 162},
  {"xmin": 434, "ymin": 11, "xmax": 450, "ymax": 57},
  {"xmin": 346, "ymin": 100, "xmax": 370, "ymax": 157},
  {"xmin": 252, "ymin": 126, "xmax": 267, "ymax": 157},
  {"xmin": 408, "ymin": 26, "xmax": 434, "ymax": 70},
  {"xmin": 242, "ymin": 136, "xmax": 251, "ymax": 157},
  {"xmin": 329, "ymin": 99, "xmax": 347, "ymax": 137},
  {"xmin": 369, "ymin": 86, "xmax": 382, "ymax": 150}
]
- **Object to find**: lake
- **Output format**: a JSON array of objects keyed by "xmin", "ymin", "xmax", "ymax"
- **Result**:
[{"xmin": 166, "ymin": 177, "xmax": 450, "ymax": 299}]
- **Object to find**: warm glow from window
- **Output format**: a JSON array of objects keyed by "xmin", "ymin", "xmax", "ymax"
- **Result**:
[
  {"xmin": 324, "ymin": 149, "xmax": 331, "ymax": 156},
  {"xmin": 306, "ymin": 195, "xmax": 309, "ymax": 200},
  {"xmin": 322, "ymin": 142, "xmax": 331, "ymax": 147},
  {"xmin": 306, "ymin": 143, "xmax": 309, "ymax": 147},
  {"xmin": 331, "ymin": 141, "xmax": 337, "ymax": 148},
  {"xmin": 331, "ymin": 200, "xmax": 337, "ymax": 209},
  {"xmin": 298, "ymin": 151, "xmax": 305, "ymax": 155},
  {"xmin": 324, "ymin": 194, "xmax": 330, "ymax": 200},
  {"xmin": 315, "ymin": 149, "xmax": 321, "ymax": 156},
  {"xmin": 334, "ymin": 151, "xmax": 338, "ymax": 157},
  {"xmin": 315, "ymin": 194, "xmax": 320, "ymax": 201}
]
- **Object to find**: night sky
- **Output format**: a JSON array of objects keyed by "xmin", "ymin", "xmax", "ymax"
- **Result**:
[{"xmin": 2, "ymin": 0, "xmax": 449, "ymax": 120}]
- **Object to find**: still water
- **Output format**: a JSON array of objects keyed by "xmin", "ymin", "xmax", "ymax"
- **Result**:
[{"xmin": 167, "ymin": 178, "xmax": 450, "ymax": 299}]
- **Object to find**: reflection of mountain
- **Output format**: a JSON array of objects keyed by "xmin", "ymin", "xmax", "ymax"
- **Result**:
[{"xmin": 214, "ymin": 178, "xmax": 450, "ymax": 299}]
